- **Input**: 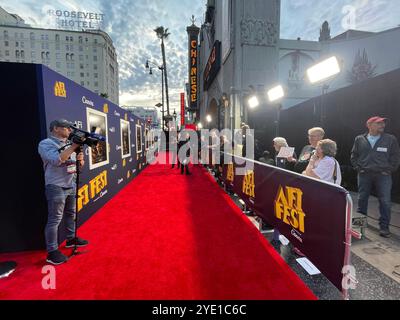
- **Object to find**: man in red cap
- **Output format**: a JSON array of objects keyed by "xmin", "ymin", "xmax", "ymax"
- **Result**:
[{"xmin": 351, "ymin": 116, "xmax": 400, "ymax": 237}]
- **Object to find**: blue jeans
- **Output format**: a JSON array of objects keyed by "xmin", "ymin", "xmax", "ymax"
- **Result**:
[
  {"xmin": 357, "ymin": 172, "xmax": 392, "ymax": 230},
  {"xmin": 45, "ymin": 185, "xmax": 76, "ymax": 252}
]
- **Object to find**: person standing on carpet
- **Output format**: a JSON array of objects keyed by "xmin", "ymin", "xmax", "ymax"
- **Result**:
[
  {"xmin": 38, "ymin": 119, "xmax": 89, "ymax": 265},
  {"xmin": 178, "ymin": 132, "xmax": 191, "ymax": 175}
]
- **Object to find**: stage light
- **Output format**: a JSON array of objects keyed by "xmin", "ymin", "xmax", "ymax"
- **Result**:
[
  {"xmin": 247, "ymin": 96, "xmax": 259, "ymax": 109},
  {"xmin": 206, "ymin": 115, "xmax": 212, "ymax": 123},
  {"xmin": 197, "ymin": 122, "xmax": 203, "ymax": 129},
  {"xmin": 307, "ymin": 56, "xmax": 341, "ymax": 84},
  {"xmin": 268, "ymin": 85, "xmax": 285, "ymax": 102}
]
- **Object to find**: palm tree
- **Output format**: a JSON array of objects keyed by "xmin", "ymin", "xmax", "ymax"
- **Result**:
[{"xmin": 154, "ymin": 26, "xmax": 170, "ymax": 119}]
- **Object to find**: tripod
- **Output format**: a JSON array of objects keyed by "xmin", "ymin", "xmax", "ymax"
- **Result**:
[{"xmin": 70, "ymin": 145, "xmax": 86, "ymax": 258}]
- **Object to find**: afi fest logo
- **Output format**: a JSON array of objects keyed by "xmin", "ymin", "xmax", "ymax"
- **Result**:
[
  {"xmin": 274, "ymin": 186, "xmax": 306, "ymax": 234},
  {"xmin": 54, "ymin": 81, "xmax": 67, "ymax": 98},
  {"xmin": 227, "ymin": 164, "xmax": 234, "ymax": 182},
  {"xmin": 242, "ymin": 171, "xmax": 255, "ymax": 198}
]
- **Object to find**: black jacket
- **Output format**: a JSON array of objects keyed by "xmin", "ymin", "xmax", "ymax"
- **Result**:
[{"xmin": 351, "ymin": 133, "xmax": 400, "ymax": 173}]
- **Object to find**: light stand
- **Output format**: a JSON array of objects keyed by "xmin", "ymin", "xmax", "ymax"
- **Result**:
[{"xmin": 0, "ymin": 261, "xmax": 17, "ymax": 279}]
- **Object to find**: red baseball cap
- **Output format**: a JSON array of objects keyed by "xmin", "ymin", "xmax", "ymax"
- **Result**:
[{"xmin": 366, "ymin": 116, "xmax": 387, "ymax": 124}]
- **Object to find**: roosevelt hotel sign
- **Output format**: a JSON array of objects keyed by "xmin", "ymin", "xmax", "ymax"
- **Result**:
[{"xmin": 47, "ymin": 9, "xmax": 105, "ymax": 30}]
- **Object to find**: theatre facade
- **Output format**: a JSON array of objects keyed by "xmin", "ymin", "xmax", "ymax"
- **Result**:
[{"xmin": 194, "ymin": 0, "xmax": 400, "ymax": 132}]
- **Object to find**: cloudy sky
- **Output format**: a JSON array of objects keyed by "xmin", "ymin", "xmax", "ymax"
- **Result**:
[{"xmin": 1, "ymin": 0, "xmax": 399, "ymax": 112}]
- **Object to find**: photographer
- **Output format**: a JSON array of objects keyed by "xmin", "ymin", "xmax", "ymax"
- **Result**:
[{"xmin": 38, "ymin": 119, "xmax": 89, "ymax": 265}]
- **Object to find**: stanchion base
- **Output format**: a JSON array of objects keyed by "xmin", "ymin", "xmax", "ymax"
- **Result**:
[{"xmin": 0, "ymin": 261, "xmax": 17, "ymax": 279}]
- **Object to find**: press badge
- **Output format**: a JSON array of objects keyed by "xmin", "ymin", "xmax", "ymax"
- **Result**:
[
  {"xmin": 377, "ymin": 147, "xmax": 388, "ymax": 153},
  {"xmin": 67, "ymin": 164, "xmax": 77, "ymax": 174},
  {"xmin": 67, "ymin": 154, "xmax": 77, "ymax": 174}
]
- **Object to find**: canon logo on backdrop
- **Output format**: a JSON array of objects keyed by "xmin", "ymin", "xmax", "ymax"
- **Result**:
[{"xmin": 82, "ymin": 96, "xmax": 94, "ymax": 107}]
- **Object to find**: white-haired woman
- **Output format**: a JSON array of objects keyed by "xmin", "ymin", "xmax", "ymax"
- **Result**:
[
  {"xmin": 273, "ymin": 137, "xmax": 296, "ymax": 171},
  {"xmin": 304, "ymin": 139, "xmax": 342, "ymax": 185}
]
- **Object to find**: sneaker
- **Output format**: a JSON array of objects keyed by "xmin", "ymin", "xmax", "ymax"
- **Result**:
[
  {"xmin": 46, "ymin": 250, "xmax": 68, "ymax": 265},
  {"xmin": 379, "ymin": 229, "xmax": 391, "ymax": 238},
  {"xmin": 65, "ymin": 237, "xmax": 89, "ymax": 248}
]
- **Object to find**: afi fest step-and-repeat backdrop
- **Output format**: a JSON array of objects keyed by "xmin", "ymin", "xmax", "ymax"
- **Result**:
[
  {"xmin": 0, "ymin": 62, "xmax": 156, "ymax": 253},
  {"xmin": 214, "ymin": 154, "xmax": 354, "ymax": 298}
]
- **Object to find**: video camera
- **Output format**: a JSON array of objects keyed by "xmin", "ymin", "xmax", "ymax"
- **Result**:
[{"xmin": 68, "ymin": 126, "xmax": 106, "ymax": 148}]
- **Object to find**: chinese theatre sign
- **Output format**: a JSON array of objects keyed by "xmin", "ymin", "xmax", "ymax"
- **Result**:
[
  {"xmin": 274, "ymin": 186, "xmax": 306, "ymax": 233},
  {"xmin": 189, "ymin": 37, "xmax": 198, "ymax": 110}
]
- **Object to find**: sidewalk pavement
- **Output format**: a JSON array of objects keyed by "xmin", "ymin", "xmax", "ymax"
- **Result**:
[{"xmin": 350, "ymin": 192, "xmax": 400, "ymax": 240}]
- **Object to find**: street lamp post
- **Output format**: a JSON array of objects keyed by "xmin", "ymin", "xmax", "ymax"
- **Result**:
[
  {"xmin": 146, "ymin": 59, "xmax": 165, "ymax": 130},
  {"xmin": 155, "ymin": 102, "xmax": 164, "ymax": 130},
  {"xmin": 172, "ymin": 109, "xmax": 177, "ymax": 129}
]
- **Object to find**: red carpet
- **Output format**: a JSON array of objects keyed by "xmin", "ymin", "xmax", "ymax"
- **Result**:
[{"xmin": 0, "ymin": 155, "xmax": 316, "ymax": 300}]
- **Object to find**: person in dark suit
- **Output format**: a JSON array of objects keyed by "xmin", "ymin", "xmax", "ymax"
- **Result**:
[{"xmin": 178, "ymin": 132, "xmax": 191, "ymax": 175}]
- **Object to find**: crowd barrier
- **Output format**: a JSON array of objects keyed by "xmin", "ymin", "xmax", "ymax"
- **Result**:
[{"xmin": 206, "ymin": 151, "xmax": 358, "ymax": 299}]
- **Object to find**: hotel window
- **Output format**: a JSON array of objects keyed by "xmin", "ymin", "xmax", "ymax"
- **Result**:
[
  {"xmin": 79, "ymin": 46, "xmax": 83, "ymax": 52},
  {"xmin": 80, "ymin": 72, "xmax": 84, "ymax": 77},
  {"xmin": 56, "ymin": 43, "xmax": 60, "ymax": 50},
  {"xmin": 15, "ymin": 41, "xmax": 19, "ymax": 47},
  {"xmin": 45, "ymin": 35, "xmax": 49, "ymax": 41},
  {"xmin": 70, "ymin": 36, "xmax": 73, "ymax": 42},
  {"xmin": 94, "ymin": 81, "xmax": 98, "ymax": 87},
  {"xmin": 86, "ymin": 81, "xmax": 90, "ymax": 85},
  {"xmin": 93, "ymin": 47, "xmax": 97, "ymax": 53},
  {"xmin": 94, "ymin": 39, "xmax": 98, "ymax": 44},
  {"xmin": 15, "ymin": 50, "xmax": 20, "ymax": 59},
  {"xmin": 4, "ymin": 41, "xmax": 9, "ymax": 47},
  {"xmin": 79, "ymin": 55, "xmax": 83, "ymax": 61},
  {"xmin": 79, "ymin": 36, "xmax": 83, "ymax": 44},
  {"xmin": 41, "ymin": 52, "xmax": 45, "ymax": 60},
  {"xmin": 5, "ymin": 50, "xmax": 9, "ymax": 56},
  {"xmin": 80, "ymin": 63, "xmax": 84, "ymax": 69},
  {"xmin": 56, "ymin": 61, "xmax": 61, "ymax": 68},
  {"xmin": 55, "ymin": 34, "xmax": 60, "ymax": 42},
  {"xmin": 30, "ymin": 32, "xmax": 35, "ymax": 40},
  {"xmin": 81, "ymin": 81, "xmax": 84, "ymax": 86},
  {"xmin": 93, "ymin": 64, "xmax": 97, "ymax": 70},
  {"xmin": 3, "ymin": 30, "xmax": 8, "ymax": 39},
  {"xmin": 70, "ymin": 62, "xmax": 75, "ymax": 69},
  {"xmin": 41, "ymin": 34, "xmax": 45, "ymax": 40},
  {"xmin": 66, "ymin": 36, "xmax": 69, "ymax": 41},
  {"xmin": 70, "ymin": 45, "xmax": 74, "ymax": 51},
  {"xmin": 21, "ymin": 42, "xmax": 24, "ymax": 48},
  {"xmin": 66, "ymin": 53, "xmax": 69, "ymax": 60},
  {"xmin": 31, "ymin": 51, "xmax": 35, "ymax": 59},
  {"xmin": 70, "ymin": 53, "xmax": 74, "ymax": 61},
  {"xmin": 21, "ymin": 50, "xmax": 25, "ymax": 59},
  {"xmin": 93, "ymin": 56, "xmax": 97, "ymax": 61},
  {"xmin": 94, "ymin": 73, "xmax": 98, "ymax": 78},
  {"xmin": 46, "ymin": 52, "xmax": 50, "ymax": 60}
]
